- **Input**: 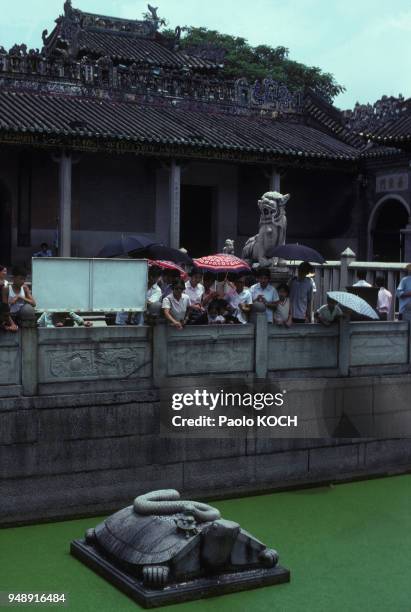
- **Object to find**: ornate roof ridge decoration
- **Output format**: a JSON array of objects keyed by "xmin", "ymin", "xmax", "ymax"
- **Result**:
[
  {"xmin": 62, "ymin": 0, "xmax": 160, "ymax": 38},
  {"xmin": 0, "ymin": 48, "xmax": 305, "ymax": 116},
  {"xmin": 41, "ymin": 2, "xmax": 194, "ymax": 66},
  {"xmin": 342, "ymin": 93, "xmax": 410, "ymax": 134}
]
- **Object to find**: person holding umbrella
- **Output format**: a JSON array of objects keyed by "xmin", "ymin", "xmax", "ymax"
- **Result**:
[
  {"xmin": 289, "ymin": 262, "xmax": 313, "ymax": 324},
  {"xmin": 315, "ymin": 296, "xmax": 343, "ymax": 326}
]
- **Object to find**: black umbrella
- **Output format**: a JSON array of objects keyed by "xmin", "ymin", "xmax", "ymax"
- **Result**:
[
  {"xmin": 266, "ymin": 243, "xmax": 325, "ymax": 264},
  {"xmin": 131, "ymin": 245, "xmax": 193, "ymax": 266},
  {"xmin": 97, "ymin": 235, "xmax": 157, "ymax": 258}
]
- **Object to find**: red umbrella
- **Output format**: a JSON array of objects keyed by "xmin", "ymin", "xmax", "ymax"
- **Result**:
[
  {"xmin": 148, "ymin": 260, "xmax": 188, "ymax": 280},
  {"xmin": 193, "ymin": 254, "xmax": 251, "ymax": 274}
]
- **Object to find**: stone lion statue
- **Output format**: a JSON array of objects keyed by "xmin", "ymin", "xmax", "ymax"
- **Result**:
[
  {"xmin": 242, "ymin": 191, "xmax": 290, "ymax": 267},
  {"xmin": 222, "ymin": 238, "xmax": 235, "ymax": 254}
]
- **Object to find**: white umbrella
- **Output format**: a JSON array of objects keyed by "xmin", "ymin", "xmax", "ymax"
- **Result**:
[{"xmin": 327, "ymin": 291, "xmax": 379, "ymax": 320}]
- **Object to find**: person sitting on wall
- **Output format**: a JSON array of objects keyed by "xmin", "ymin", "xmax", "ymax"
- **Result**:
[
  {"xmin": 185, "ymin": 269, "xmax": 205, "ymax": 324},
  {"xmin": 353, "ymin": 270, "xmax": 372, "ymax": 287},
  {"xmin": 273, "ymin": 284, "xmax": 293, "ymax": 327},
  {"xmin": 375, "ymin": 276, "xmax": 392, "ymax": 321},
  {"xmin": 37, "ymin": 311, "xmax": 93, "ymax": 327},
  {"xmin": 1, "ymin": 266, "xmax": 36, "ymax": 331},
  {"xmin": 229, "ymin": 275, "xmax": 253, "ymax": 324},
  {"xmin": 289, "ymin": 262, "xmax": 313, "ymax": 324},
  {"xmin": 315, "ymin": 296, "xmax": 343, "ymax": 326},
  {"xmin": 33, "ymin": 242, "xmax": 53, "ymax": 257},
  {"xmin": 250, "ymin": 268, "xmax": 279, "ymax": 324},
  {"xmin": 0, "ymin": 303, "xmax": 15, "ymax": 332},
  {"xmin": 396, "ymin": 263, "xmax": 411, "ymax": 321},
  {"xmin": 162, "ymin": 279, "xmax": 191, "ymax": 330}
]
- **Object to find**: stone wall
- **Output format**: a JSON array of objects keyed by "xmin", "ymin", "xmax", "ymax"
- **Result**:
[{"xmin": 1, "ymin": 317, "xmax": 411, "ymax": 525}]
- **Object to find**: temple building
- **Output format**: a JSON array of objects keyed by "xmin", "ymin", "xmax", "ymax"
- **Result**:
[{"xmin": 0, "ymin": 1, "xmax": 409, "ymax": 265}]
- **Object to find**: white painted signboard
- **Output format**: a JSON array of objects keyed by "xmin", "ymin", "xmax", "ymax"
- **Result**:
[{"xmin": 32, "ymin": 258, "xmax": 148, "ymax": 312}]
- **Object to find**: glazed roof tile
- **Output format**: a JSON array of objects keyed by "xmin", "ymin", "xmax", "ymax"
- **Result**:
[
  {"xmin": 0, "ymin": 90, "xmax": 363, "ymax": 160},
  {"xmin": 76, "ymin": 30, "xmax": 216, "ymax": 69},
  {"xmin": 361, "ymin": 112, "xmax": 411, "ymax": 144}
]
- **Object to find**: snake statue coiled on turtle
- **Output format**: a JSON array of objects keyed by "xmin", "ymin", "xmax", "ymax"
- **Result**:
[{"xmin": 133, "ymin": 489, "xmax": 221, "ymax": 522}]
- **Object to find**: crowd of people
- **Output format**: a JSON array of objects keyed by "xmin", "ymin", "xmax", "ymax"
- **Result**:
[
  {"xmin": 1, "ymin": 261, "xmax": 411, "ymax": 332},
  {"xmin": 112, "ymin": 261, "xmax": 411, "ymax": 329}
]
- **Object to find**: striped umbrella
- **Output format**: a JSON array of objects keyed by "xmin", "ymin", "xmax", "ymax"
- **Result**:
[
  {"xmin": 193, "ymin": 254, "xmax": 251, "ymax": 274},
  {"xmin": 327, "ymin": 291, "xmax": 379, "ymax": 320},
  {"xmin": 148, "ymin": 260, "xmax": 188, "ymax": 280}
]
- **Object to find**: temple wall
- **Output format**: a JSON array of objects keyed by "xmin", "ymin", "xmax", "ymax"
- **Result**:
[
  {"xmin": 1, "ymin": 146, "xmax": 410, "ymax": 267},
  {"xmin": 1, "ymin": 319, "xmax": 411, "ymax": 525},
  {"xmin": 0, "ymin": 150, "xmax": 158, "ymax": 263}
]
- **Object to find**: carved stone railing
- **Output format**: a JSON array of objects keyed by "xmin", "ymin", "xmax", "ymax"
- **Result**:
[{"xmin": 1, "ymin": 314, "xmax": 411, "ymax": 399}]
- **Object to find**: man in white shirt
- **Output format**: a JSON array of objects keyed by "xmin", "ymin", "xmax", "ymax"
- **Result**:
[
  {"xmin": 184, "ymin": 270, "xmax": 204, "ymax": 305},
  {"xmin": 162, "ymin": 280, "xmax": 191, "ymax": 329},
  {"xmin": 353, "ymin": 270, "xmax": 372, "ymax": 287},
  {"xmin": 375, "ymin": 276, "xmax": 392, "ymax": 321},
  {"xmin": 229, "ymin": 276, "xmax": 253, "ymax": 324},
  {"xmin": 185, "ymin": 270, "xmax": 205, "ymax": 323},
  {"xmin": 250, "ymin": 268, "xmax": 279, "ymax": 323}
]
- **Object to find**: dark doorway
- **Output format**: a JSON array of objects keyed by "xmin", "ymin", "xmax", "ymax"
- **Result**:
[
  {"xmin": 372, "ymin": 199, "xmax": 409, "ymax": 262},
  {"xmin": 0, "ymin": 183, "xmax": 11, "ymax": 265},
  {"xmin": 180, "ymin": 185, "xmax": 214, "ymax": 257}
]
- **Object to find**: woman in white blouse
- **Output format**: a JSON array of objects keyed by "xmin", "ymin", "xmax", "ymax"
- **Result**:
[{"xmin": 162, "ymin": 280, "xmax": 191, "ymax": 330}]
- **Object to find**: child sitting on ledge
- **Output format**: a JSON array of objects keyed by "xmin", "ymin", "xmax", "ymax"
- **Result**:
[{"xmin": 37, "ymin": 311, "xmax": 93, "ymax": 328}]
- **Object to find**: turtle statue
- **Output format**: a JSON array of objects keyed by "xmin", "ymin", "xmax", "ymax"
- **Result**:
[{"xmin": 83, "ymin": 489, "xmax": 280, "ymax": 589}]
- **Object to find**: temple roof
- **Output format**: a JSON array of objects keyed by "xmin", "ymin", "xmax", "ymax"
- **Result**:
[
  {"xmin": 43, "ymin": 1, "xmax": 217, "ymax": 70},
  {"xmin": 360, "ymin": 111, "xmax": 411, "ymax": 148},
  {"xmin": 0, "ymin": 2, "xmax": 402, "ymax": 164},
  {"xmin": 0, "ymin": 89, "xmax": 387, "ymax": 162}
]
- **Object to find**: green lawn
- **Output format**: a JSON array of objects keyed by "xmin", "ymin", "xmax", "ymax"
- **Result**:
[{"xmin": 1, "ymin": 475, "xmax": 410, "ymax": 612}]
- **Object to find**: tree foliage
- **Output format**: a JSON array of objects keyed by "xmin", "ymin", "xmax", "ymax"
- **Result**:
[{"xmin": 162, "ymin": 26, "xmax": 345, "ymax": 103}]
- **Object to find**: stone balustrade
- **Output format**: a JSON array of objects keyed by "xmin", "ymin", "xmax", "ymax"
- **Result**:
[{"xmin": 1, "ymin": 315, "xmax": 411, "ymax": 398}]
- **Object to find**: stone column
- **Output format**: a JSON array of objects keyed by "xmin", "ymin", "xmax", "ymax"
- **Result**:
[
  {"xmin": 339, "ymin": 247, "xmax": 356, "ymax": 290},
  {"xmin": 401, "ymin": 218, "xmax": 411, "ymax": 262},
  {"xmin": 58, "ymin": 152, "xmax": 72, "ymax": 257},
  {"xmin": 269, "ymin": 167, "xmax": 281, "ymax": 192},
  {"xmin": 169, "ymin": 160, "xmax": 181, "ymax": 249}
]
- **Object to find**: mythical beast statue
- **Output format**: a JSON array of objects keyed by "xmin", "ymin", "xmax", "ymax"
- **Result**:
[{"xmin": 242, "ymin": 191, "xmax": 290, "ymax": 268}]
